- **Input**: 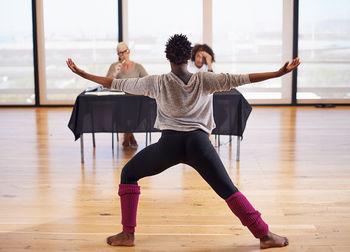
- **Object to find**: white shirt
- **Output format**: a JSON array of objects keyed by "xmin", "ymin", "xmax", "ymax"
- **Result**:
[{"xmin": 188, "ymin": 61, "xmax": 209, "ymax": 73}]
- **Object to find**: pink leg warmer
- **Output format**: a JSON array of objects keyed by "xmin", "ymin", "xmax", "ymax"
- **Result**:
[
  {"xmin": 225, "ymin": 192, "xmax": 269, "ymax": 239},
  {"xmin": 118, "ymin": 184, "xmax": 141, "ymax": 233}
]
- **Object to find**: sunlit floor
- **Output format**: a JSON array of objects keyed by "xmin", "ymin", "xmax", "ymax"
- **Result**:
[{"xmin": 0, "ymin": 106, "xmax": 350, "ymax": 252}]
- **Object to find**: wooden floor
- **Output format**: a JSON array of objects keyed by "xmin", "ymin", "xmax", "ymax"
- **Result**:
[{"xmin": 0, "ymin": 106, "xmax": 350, "ymax": 252}]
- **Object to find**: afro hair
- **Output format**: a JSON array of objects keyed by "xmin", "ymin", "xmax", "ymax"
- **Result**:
[{"xmin": 165, "ymin": 34, "xmax": 192, "ymax": 65}]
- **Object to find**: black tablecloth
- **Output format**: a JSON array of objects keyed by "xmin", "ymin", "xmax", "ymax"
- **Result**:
[{"xmin": 68, "ymin": 89, "xmax": 252, "ymax": 141}]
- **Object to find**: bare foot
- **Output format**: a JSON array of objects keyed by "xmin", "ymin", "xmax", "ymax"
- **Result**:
[
  {"xmin": 260, "ymin": 231, "xmax": 289, "ymax": 249},
  {"xmin": 122, "ymin": 133, "xmax": 131, "ymax": 148},
  {"xmin": 106, "ymin": 231, "xmax": 135, "ymax": 246},
  {"xmin": 130, "ymin": 134, "xmax": 138, "ymax": 147},
  {"xmin": 122, "ymin": 141, "xmax": 130, "ymax": 148}
]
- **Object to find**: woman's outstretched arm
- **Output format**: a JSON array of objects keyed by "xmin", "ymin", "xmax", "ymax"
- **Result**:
[
  {"xmin": 202, "ymin": 57, "xmax": 301, "ymax": 93},
  {"xmin": 66, "ymin": 58, "xmax": 159, "ymax": 98},
  {"xmin": 66, "ymin": 58, "xmax": 113, "ymax": 88},
  {"xmin": 249, "ymin": 57, "xmax": 300, "ymax": 83}
]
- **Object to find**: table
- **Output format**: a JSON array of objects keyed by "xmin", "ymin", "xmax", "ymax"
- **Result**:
[{"xmin": 68, "ymin": 89, "xmax": 252, "ymax": 163}]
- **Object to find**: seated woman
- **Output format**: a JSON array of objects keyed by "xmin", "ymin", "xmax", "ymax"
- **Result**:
[
  {"xmin": 188, "ymin": 43, "xmax": 215, "ymax": 73},
  {"xmin": 106, "ymin": 42, "xmax": 148, "ymax": 148}
]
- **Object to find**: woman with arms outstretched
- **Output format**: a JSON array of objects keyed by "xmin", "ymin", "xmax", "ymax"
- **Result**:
[{"xmin": 67, "ymin": 34, "xmax": 300, "ymax": 249}]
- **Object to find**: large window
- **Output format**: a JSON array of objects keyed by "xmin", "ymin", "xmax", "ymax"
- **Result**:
[
  {"xmin": 127, "ymin": 0, "xmax": 202, "ymax": 74},
  {"xmin": 212, "ymin": 0, "xmax": 289, "ymax": 103},
  {"xmin": 2, "ymin": 0, "xmax": 350, "ymax": 105},
  {"xmin": 298, "ymin": 0, "xmax": 350, "ymax": 103},
  {"xmin": 42, "ymin": 0, "xmax": 118, "ymax": 104},
  {"xmin": 0, "ymin": 0, "xmax": 35, "ymax": 105}
]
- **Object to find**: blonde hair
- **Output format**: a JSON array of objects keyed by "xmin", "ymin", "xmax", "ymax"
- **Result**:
[{"xmin": 116, "ymin": 42, "xmax": 129, "ymax": 53}]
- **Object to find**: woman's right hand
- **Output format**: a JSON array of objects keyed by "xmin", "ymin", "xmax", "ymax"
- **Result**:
[
  {"xmin": 200, "ymin": 51, "xmax": 212, "ymax": 64},
  {"xmin": 66, "ymin": 58, "xmax": 85, "ymax": 76},
  {"xmin": 114, "ymin": 62, "xmax": 122, "ymax": 75}
]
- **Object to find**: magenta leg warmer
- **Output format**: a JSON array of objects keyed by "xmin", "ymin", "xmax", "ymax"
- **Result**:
[
  {"xmin": 225, "ymin": 192, "xmax": 269, "ymax": 239},
  {"xmin": 118, "ymin": 184, "xmax": 141, "ymax": 233}
]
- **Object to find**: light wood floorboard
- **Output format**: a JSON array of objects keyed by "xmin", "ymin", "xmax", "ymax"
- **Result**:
[{"xmin": 0, "ymin": 106, "xmax": 349, "ymax": 251}]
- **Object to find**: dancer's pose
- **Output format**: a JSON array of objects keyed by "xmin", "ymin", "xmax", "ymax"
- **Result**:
[{"xmin": 67, "ymin": 34, "xmax": 300, "ymax": 249}]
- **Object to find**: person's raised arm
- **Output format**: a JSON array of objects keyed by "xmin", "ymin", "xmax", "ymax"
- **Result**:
[
  {"xmin": 202, "ymin": 57, "xmax": 300, "ymax": 93},
  {"xmin": 249, "ymin": 57, "xmax": 300, "ymax": 83},
  {"xmin": 200, "ymin": 51, "xmax": 213, "ymax": 72},
  {"xmin": 66, "ymin": 58, "xmax": 113, "ymax": 88}
]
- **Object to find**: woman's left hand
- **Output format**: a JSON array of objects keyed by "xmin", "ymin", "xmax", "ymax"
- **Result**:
[{"xmin": 278, "ymin": 57, "xmax": 300, "ymax": 76}]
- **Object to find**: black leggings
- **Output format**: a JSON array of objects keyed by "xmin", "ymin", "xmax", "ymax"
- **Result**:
[{"xmin": 121, "ymin": 130, "xmax": 239, "ymax": 199}]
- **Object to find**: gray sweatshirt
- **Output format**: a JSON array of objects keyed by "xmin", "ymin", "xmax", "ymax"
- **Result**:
[{"xmin": 111, "ymin": 72, "xmax": 250, "ymax": 134}]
